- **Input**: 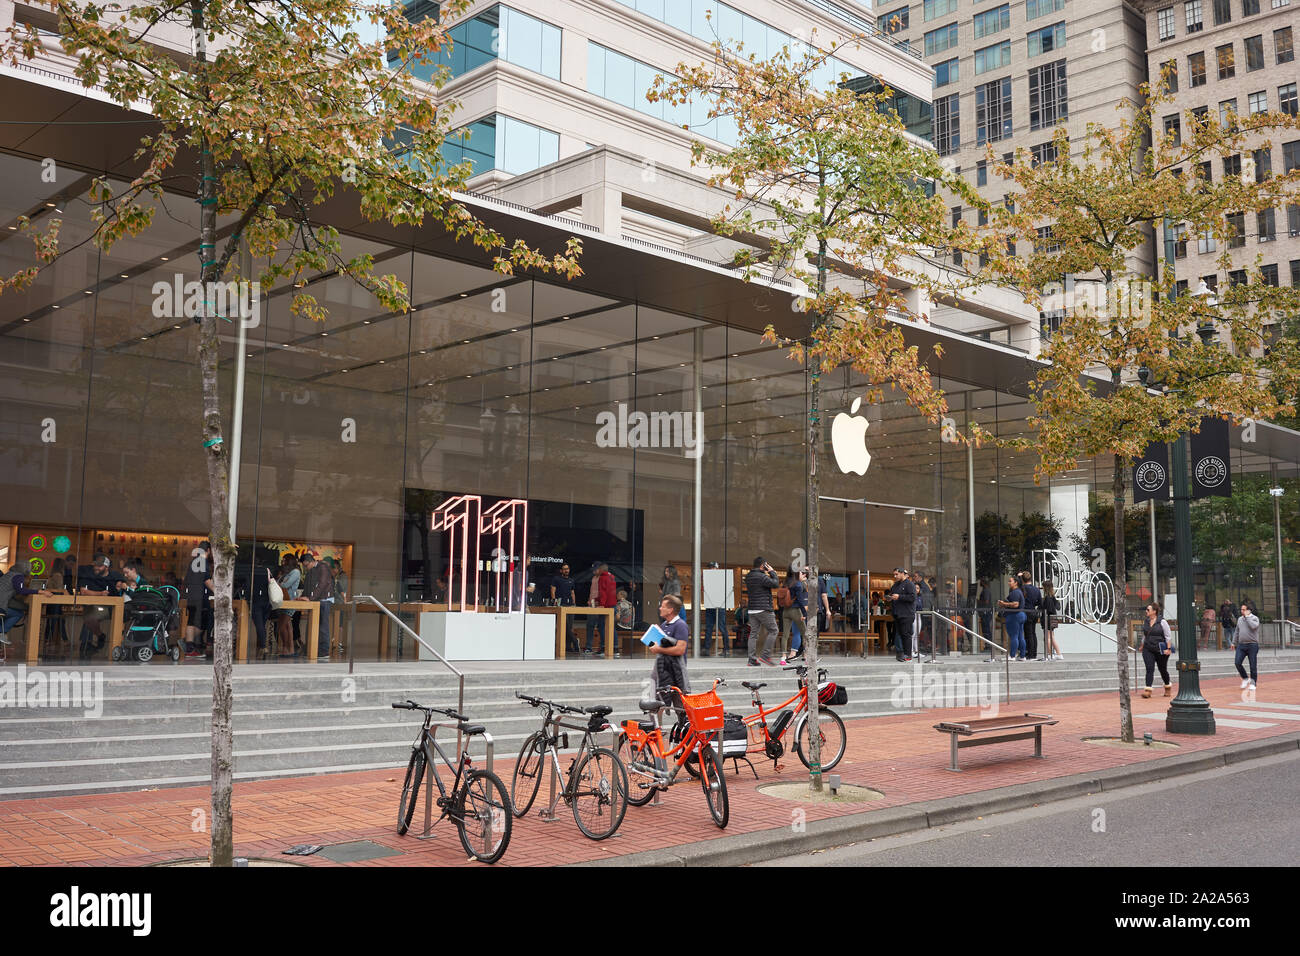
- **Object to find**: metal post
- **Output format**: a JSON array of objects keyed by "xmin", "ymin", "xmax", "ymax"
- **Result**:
[
  {"xmin": 1272, "ymin": 464, "xmax": 1286, "ymax": 642},
  {"xmin": 1148, "ymin": 499, "xmax": 1159, "ymax": 604},
  {"xmin": 967, "ymin": 440, "xmax": 976, "ymax": 592},
  {"xmin": 692, "ymin": 328, "xmax": 703, "ymax": 657},
  {"xmin": 1166, "ymin": 433, "xmax": 1215, "ymax": 734},
  {"xmin": 228, "ymin": 244, "xmax": 252, "ymax": 536}
]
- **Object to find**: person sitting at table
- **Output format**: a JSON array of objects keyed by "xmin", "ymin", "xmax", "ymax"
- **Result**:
[
  {"xmin": 76, "ymin": 554, "xmax": 115, "ymax": 658},
  {"xmin": 116, "ymin": 565, "xmax": 147, "ymax": 595},
  {"xmin": 0, "ymin": 561, "xmax": 51, "ymax": 645}
]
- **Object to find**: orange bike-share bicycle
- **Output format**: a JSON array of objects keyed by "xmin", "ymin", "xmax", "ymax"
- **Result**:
[
  {"xmin": 616, "ymin": 679, "xmax": 729, "ymax": 828},
  {"xmin": 738, "ymin": 665, "xmax": 847, "ymax": 772}
]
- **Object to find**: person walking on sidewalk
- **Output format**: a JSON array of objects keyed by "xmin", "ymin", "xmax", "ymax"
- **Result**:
[
  {"xmin": 744, "ymin": 556, "xmax": 780, "ymax": 666},
  {"xmin": 1020, "ymin": 571, "xmax": 1043, "ymax": 661},
  {"xmin": 998, "ymin": 575, "xmax": 1026, "ymax": 661},
  {"xmin": 886, "ymin": 567, "xmax": 916, "ymax": 662},
  {"xmin": 779, "ymin": 566, "xmax": 807, "ymax": 663},
  {"xmin": 650, "ymin": 595, "xmax": 690, "ymax": 696},
  {"xmin": 1234, "ymin": 602, "xmax": 1261, "ymax": 691},
  {"xmin": 1140, "ymin": 603, "xmax": 1174, "ymax": 698},
  {"xmin": 1041, "ymin": 579, "xmax": 1063, "ymax": 661}
]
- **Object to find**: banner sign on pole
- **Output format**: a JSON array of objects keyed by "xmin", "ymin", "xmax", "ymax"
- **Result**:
[
  {"xmin": 1132, "ymin": 442, "xmax": 1170, "ymax": 503},
  {"xmin": 1190, "ymin": 417, "xmax": 1232, "ymax": 499}
]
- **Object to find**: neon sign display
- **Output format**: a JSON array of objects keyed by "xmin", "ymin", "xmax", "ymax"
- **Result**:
[{"xmin": 431, "ymin": 495, "xmax": 529, "ymax": 613}]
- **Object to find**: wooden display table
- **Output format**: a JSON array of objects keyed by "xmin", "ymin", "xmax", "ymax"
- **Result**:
[
  {"xmin": 531, "ymin": 606, "xmax": 616, "ymax": 659},
  {"xmin": 24, "ymin": 593, "xmax": 125, "ymax": 663},
  {"xmin": 234, "ymin": 599, "xmax": 321, "ymax": 661}
]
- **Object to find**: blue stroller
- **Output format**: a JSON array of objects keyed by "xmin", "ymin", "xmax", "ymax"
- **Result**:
[{"xmin": 112, "ymin": 585, "xmax": 183, "ymax": 663}]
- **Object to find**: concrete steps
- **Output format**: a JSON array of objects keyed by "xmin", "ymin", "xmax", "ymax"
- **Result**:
[{"xmin": 3, "ymin": 651, "xmax": 1296, "ymax": 799}]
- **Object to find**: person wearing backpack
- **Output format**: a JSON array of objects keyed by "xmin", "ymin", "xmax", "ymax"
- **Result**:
[
  {"xmin": 650, "ymin": 594, "xmax": 690, "ymax": 696},
  {"xmin": 779, "ymin": 566, "xmax": 806, "ymax": 663}
]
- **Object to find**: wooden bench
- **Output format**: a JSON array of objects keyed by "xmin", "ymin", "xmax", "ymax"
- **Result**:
[
  {"xmin": 933, "ymin": 713, "xmax": 1059, "ymax": 772},
  {"xmin": 818, "ymin": 631, "xmax": 877, "ymax": 656}
]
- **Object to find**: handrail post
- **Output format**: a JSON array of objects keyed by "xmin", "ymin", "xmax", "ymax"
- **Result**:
[{"xmin": 930, "ymin": 609, "xmax": 1011, "ymax": 703}]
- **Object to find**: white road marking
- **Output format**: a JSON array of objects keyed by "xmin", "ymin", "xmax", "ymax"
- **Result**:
[{"xmin": 1136, "ymin": 712, "xmax": 1277, "ymax": 728}]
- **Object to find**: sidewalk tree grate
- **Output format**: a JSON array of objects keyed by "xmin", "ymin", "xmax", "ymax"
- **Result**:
[
  {"xmin": 757, "ymin": 782, "xmax": 884, "ymax": 803},
  {"xmin": 316, "ymin": 840, "xmax": 403, "ymax": 862},
  {"xmin": 1080, "ymin": 736, "xmax": 1180, "ymax": 750}
]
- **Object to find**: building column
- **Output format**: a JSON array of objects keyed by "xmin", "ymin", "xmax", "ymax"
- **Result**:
[{"xmin": 581, "ymin": 187, "xmax": 622, "ymax": 236}]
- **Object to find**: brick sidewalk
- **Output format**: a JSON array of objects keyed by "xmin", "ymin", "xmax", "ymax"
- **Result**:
[{"xmin": 2, "ymin": 673, "xmax": 1297, "ymax": 867}]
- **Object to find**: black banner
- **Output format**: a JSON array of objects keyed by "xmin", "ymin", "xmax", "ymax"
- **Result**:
[
  {"xmin": 1190, "ymin": 417, "xmax": 1232, "ymax": 499},
  {"xmin": 1132, "ymin": 442, "xmax": 1170, "ymax": 503}
]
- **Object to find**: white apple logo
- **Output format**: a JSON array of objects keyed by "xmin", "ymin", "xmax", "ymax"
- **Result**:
[{"xmin": 831, "ymin": 397, "xmax": 872, "ymax": 475}]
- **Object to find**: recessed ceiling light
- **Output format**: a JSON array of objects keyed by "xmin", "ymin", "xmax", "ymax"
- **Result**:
[
  {"xmin": 459, "ymin": 293, "xmax": 467, "ymax": 297},
  {"xmin": 84, "ymin": 290, "xmax": 92, "ymax": 295},
  {"xmin": 511, "ymin": 328, "xmax": 518, "ymax": 332},
  {"xmin": 363, "ymin": 320, "xmax": 371, "ymax": 325},
  {"xmin": 731, "ymin": 354, "xmax": 738, "ymax": 357},
  {"xmin": 465, "ymin": 374, "xmax": 471, "ymax": 378},
  {"xmin": 586, "ymin": 380, "xmax": 591, "ymax": 384},
  {"xmin": 341, "ymin": 369, "xmax": 349, "ymax": 373},
  {"xmin": 7, "ymin": 226, "xmax": 16, "ymax": 231},
  {"xmin": 463, "ymin": 339, "xmax": 470, "ymax": 343},
  {"xmin": 22, "ymin": 317, "xmax": 31, "ymax": 322},
  {"xmin": 45, "ymin": 202, "xmax": 56, "ymax": 208},
  {"xmin": 140, "ymin": 336, "xmax": 148, "ymax": 340},
  {"xmin": 321, "ymin": 332, "xmax": 328, "ymax": 336},
  {"xmin": 508, "ymin": 366, "xmax": 513, "ymax": 369},
  {"xmin": 551, "ymin": 356, "xmax": 558, "ymax": 360},
  {"xmin": 120, "ymin": 274, "xmax": 129, "ymax": 279},
  {"xmin": 378, "ymin": 359, "xmax": 385, "ymax": 364},
  {"xmin": 562, "ymin": 315, "xmax": 569, "ymax": 320},
  {"xmin": 160, "ymin": 256, "xmax": 169, "ymax": 261},
  {"xmin": 653, "ymin": 335, "xmax": 660, "ymax": 339},
  {"xmin": 418, "ymin": 349, "xmax": 426, "ymax": 354},
  {"xmin": 51, "ymin": 304, "xmax": 59, "ymax": 309},
  {"xmin": 173, "ymin": 325, "xmax": 180, "ymax": 330}
]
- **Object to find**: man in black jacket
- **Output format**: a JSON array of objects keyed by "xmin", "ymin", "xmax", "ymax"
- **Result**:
[
  {"xmin": 1020, "ymin": 571, "xmax": 1043, "ymax": 661},
  {"xmin": 887, "ymin": 568, "xmax": 916, "ymax": 662},
  {"xmin": 744, "ymin": 557, "xmax": 780, "ymax": 666}
]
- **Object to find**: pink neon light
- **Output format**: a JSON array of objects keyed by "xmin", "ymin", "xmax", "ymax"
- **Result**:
[
  {"xmin": 480, "ymin": 499, "xmax": 529, "ymax": 613},
  {"xmin": 432, "ymin": 494, "xmax": 481, "ymax": 612}
]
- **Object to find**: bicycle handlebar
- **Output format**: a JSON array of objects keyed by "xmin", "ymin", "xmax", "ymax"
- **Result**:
[
  {"xmin": 391, "ymin": 700, "xmax": 467, "ymax": 721},
  {"xmin": 515, "ymin": 691, "xmax": 587, "ymax": 715}
]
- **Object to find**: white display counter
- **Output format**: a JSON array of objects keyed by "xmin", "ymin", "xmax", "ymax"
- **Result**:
[{"xmin": 417, "ymin": 611, "xmax": 555, "ymax": 661}]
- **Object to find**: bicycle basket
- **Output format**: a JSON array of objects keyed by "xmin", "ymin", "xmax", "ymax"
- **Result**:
[{"xmin": 677, "ymin": 688, "xmax": 724, "ymax": 733}]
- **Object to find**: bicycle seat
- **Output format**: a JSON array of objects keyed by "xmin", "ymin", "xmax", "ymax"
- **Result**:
[
  {"xmin": 637, "ymin": 719, "xmax": 658, "ymax": 732},
  {"xmin": 459, "ymin": 723, "xmax": 487, "ymax": 736},
  {"xmin": 589, "ymin": 705, "xmax": 614, "ymax": 717},
  {"xmin": 742, "ymin": 681, "xmax": 766, "ymax": 691},
  {"xmin": 638, "ymin": 699, "xmax": 667, "ymax": 713}
]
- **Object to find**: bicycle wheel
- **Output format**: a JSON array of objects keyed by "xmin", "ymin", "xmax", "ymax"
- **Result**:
[
  {"xmin": 696, "ymin": 737, "xmax": 729, "ymax": 829},
  {"xmin": 510, "ymin": 731, "xmax": 546, "ymax": 818},
  {"xmin": 570, "ymin": 746, "xmax": 629, "ymax": 840},
  {"xmin": 455, "ymin": 769, "xmax": 512, "ymax": 864},
  {"xmin": 794, "ymin": 708, "xmax": 847, "ymax": 772},
  {"xmin": 397, "ymin": 747, "xmax": 426, "ymax": 836},
  {"xmin": 618, "ymin": 735, "xmax": 660, "ymax": 807}
]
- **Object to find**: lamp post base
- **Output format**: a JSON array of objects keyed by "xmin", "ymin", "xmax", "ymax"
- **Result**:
[{"xmin": 1165, "ymin": 694, "xmax": 1216, "ymax": 735}]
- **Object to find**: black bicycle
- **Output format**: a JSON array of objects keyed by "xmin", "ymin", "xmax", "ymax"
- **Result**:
[
  {"xmin": 511, "ymin": 693, "xmax": 629, "ymax": 840},
  {"xmin": 391, "ymin": 700, "xmax": 512, "ymax": 864}
]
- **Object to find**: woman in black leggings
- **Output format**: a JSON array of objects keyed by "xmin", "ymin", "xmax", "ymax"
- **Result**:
[{"xmin": 1140, "ymin": 603, "xmax": 1173, "ymax": 698}]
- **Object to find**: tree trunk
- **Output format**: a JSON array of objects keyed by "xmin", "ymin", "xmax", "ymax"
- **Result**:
[
  {"xmin": 804, "ymin": 238, "xmax": 828, "ymax": 793},
  {"xmin": 1113, "ymin": 457, "xmax": 1134, "ymax": 743},
  {"xmin": 192, "ymin": 0, "xmax": 235, "ymax": 867}
]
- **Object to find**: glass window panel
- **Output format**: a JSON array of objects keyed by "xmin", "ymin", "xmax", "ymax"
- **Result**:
[
  {"xmin": 606, "ymin": 47, "xmax": 635, "ymax": 108},
  {"xmin": 587, "ymin": 43, "xmax": 605, "ymax": 97},
  {"xmin": 665, "ymin": 0, "xmax": 692, "ymax": 32},
  {"xmin": 635, "ymin": 60, "xmax": 664, "ymax": 118}
]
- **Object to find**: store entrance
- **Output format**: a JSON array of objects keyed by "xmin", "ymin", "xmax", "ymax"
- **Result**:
[{"xmin": 819, "ymin": 496, "xmax": 944, "ymax": 654}]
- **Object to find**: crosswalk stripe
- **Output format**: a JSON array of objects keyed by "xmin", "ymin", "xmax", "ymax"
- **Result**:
[
  {"xmin": 1135, "ymin": 712, "xmax": 1277, "ymax": 728},
  {"xmin": 1234, "ymin": 701, "xmax": 1300, "ymax": 711},
  {"xmin": 1212, "ymin": 708, "xmax": 1300, "ymax": 721}
]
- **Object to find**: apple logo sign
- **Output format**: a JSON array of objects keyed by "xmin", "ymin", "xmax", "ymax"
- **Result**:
[{"xmin": 831, "ymin": 397, "xmax": 872, "ymax": 475}]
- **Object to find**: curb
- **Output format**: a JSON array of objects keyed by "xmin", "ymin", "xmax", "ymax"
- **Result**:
[{"xmin": 567, "ymin": 731, "xmax": 1300, "ymax": 867}]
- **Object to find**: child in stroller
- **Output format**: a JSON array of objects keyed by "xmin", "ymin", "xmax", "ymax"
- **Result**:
[{"xmin": 112, "ymin": 585, "xmax": 183, "ymax": 663}]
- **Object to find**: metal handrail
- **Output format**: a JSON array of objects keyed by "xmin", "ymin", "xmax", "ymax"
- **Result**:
[
  {"xmin": 355, "ymin": 595, "xmax": 466, "ymax": 752},
  {"xmin": 928, "ymin": 610, "xmax": 1010, "ymax": 704},
  {"xmin": 1057, "ymin": 615, "xmax": 1139, "ymax": 654}
]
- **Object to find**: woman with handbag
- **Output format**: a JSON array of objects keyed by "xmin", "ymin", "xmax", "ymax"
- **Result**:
[
  {"xmin": 1140, "ymin": 602, "xmax": 1174, "ymax": 698},
  {"xmin": 254, "ymin": 565, "xmax": 280, "ymax": 660},
  {"xmin": 275, "ymin": 554, "xmax": 301, "ymax": 656},
  {"xmin": 1041, "ymin": 580, "xmax": 1063, "ymax": 661}
]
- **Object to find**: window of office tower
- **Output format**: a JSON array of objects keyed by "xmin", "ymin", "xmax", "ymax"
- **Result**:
[
  {"xmin": 976, "ymin": 77, "xmax": 1013, "ymax": 144},
  {"xmin": 935, "ymin": 93, "xmax": 960, "ymax": 155},
  {"xmin": 1185, "ymin": 0, "xmax": 1204, "ymax": 32},
  {"xmin": 1028, "ymin": 22, "xmax": 1066, "ymax": 57},
  {"xmin": 1158, "ymin": 6, "xmax": 1175, "ymax": 40},
  {"xmin": 1029, "ymin": 60, "xmax": 1068, "ymax": 130},
  {"xmin": 924, "ymin": 0, "xmax": 958, "ymax": 20},
  {"xmin": 441, "ymin": 114, "xmax": 560, "ymax": 176},
  {"xmin": 973, "ymin": 5, "xmax": 1011, "ymax": 39},
  {"xmin": 397, "ymin": 4, "xmax": 561, "ymax": 83}
]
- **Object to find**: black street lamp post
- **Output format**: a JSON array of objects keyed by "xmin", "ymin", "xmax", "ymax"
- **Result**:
[{"xmin": 1166, "ymin": 427, "xmax": 1216, "ymax": 734}]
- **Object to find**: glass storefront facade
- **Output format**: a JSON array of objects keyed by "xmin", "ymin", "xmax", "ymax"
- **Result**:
[{"xmin": 2, "ymin": 150, "xmax": 1296, "ymax": 662}]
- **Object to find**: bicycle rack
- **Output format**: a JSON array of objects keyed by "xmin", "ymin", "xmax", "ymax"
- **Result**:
[
  {"xmin": 536, "ymin": 713, "xmax": 626, "ymax": 821},
  {"xmin": 416, "ymin": 722, "xmax": 495, "ymax": 840}
]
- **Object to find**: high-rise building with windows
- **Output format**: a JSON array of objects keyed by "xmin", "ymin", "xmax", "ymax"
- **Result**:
[{"xmin": 1137, "ymin": 0, "xmax": 1300, "ymax": 308}]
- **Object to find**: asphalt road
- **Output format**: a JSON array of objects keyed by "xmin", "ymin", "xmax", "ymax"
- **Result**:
[{"xmin": 753, "ymin": 750, "xmax": 1300, "ymax": 867}]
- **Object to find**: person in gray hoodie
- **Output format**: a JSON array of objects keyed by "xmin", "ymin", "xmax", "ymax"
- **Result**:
[{"xmin": 1234, "ymin": 602, "xmax": 1261, "ymax": 689}]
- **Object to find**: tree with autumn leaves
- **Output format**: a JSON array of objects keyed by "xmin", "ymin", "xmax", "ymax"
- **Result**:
[
  {"xmin": 997, "ymin": 79, "xmax": 1300, "ymax": 741},
  {"xmin": 1, "ymin": 0, "xmax": 581, "ymax": 864},
  {"xmin": 651, "ymin": 34, "xmax": 1011, "ymax": 789}
]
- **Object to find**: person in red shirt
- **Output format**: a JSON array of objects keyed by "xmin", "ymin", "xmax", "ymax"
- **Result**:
[{"xmin": 585, "ymin": 562, "xmax": 617, "ymax": 656}]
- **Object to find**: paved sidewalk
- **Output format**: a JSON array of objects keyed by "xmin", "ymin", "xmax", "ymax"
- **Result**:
[{"xmin": 2, "ymin": 673, "xmax": 1298, "ymax": 867}]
